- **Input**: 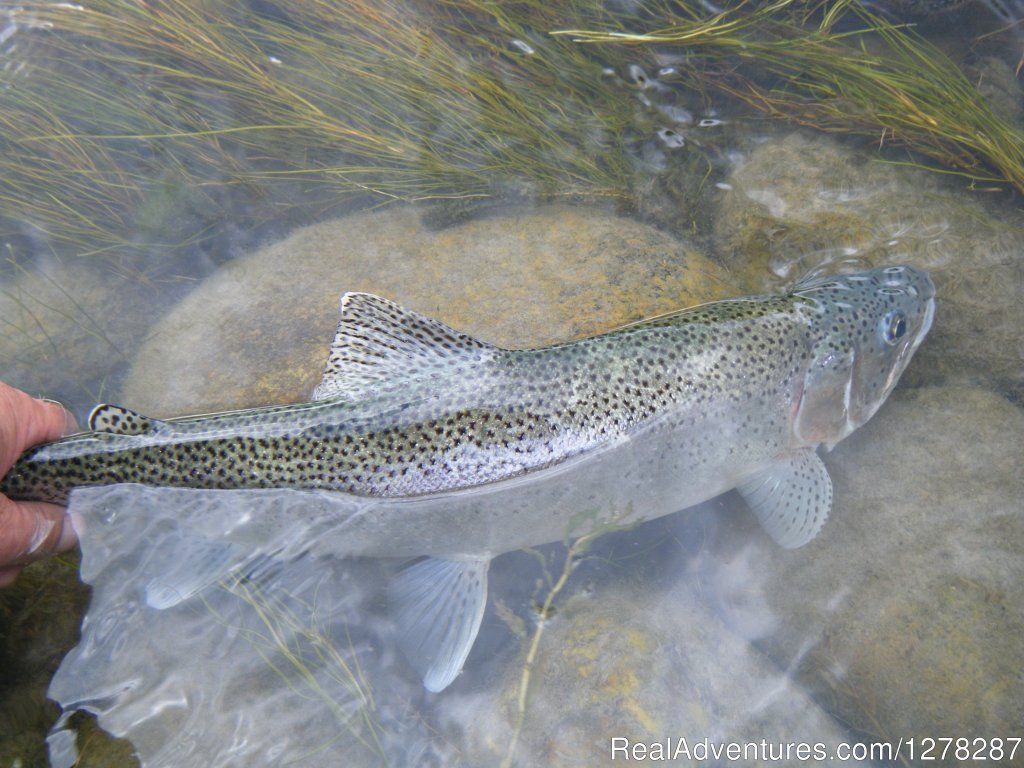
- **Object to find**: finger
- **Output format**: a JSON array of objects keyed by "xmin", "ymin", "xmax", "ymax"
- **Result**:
[
  {"xmin": 0, "ymin": 496, "xmax": 78, "ymax": 566},
  {"xmin": 19, "ymin": 392, "xmax": 78, "ymax": 444},
  {"xmin": 39, "ymin": 398, "xmax": 81, "ymax": 437},
  {"xmin": 0, "ymin": 383, "xmax": 77, "ymax": 475}
]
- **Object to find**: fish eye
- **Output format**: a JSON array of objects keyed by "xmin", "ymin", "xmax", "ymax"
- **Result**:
[{"xmin": 880, "ymin": 310, "xmax": 907, "ymax": 345}]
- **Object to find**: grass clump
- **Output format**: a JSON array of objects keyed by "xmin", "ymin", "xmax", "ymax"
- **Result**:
[
  {"xmin": 0, "ymin": 1, "xmax": 649, "ymax": 255},
  {"xmin": 1, "ymin": 0, "xmax": 1021, "ymax": 259},
  {"xmin": 557, "ymin": 0, "xmax": 1024, "ymax": 193}
]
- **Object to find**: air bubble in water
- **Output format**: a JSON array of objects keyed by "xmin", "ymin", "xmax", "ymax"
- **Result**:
[
  {"xmin": 657, "ymin": 128, "xmax": 686, "ymax": 149},
  {"xmin": 509, "ymin": 39, "xmax": 535, "ymax": 55},
  {"xmin": 627, "ymin": 64, "xmax": 650, "ymax": 89}
]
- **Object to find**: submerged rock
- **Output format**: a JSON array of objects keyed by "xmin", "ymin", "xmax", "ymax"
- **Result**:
[
  {"xmin": 702, "ymin": 386, "xmax": 1024, "ymax": 746},
  {"xmin": 714, "ymin": 131, "xmax": 1024, "ymax": 398},
  {"xmin": 0, "ymin": 258, "xmax": 185, "ymax": 416},
  {"xmin": 121, "ymin": 205, "xmax": 739, "ymax": 414},
  {"xmin": 447, "ymin": 581, "xmax": 868, "ymax": 767},
  {"xmin": 964, "ymin": 55, "xmax": 1024, "ymax": 127}
]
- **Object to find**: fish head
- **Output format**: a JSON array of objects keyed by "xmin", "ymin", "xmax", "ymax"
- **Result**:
[{"xmin": 790, "ymin": 264, "xmax": 935, "ymax": 449}]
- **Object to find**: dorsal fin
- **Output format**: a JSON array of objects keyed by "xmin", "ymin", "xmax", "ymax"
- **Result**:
[
  {"xmin": 312, "ymin": 292, "xmax": 498, "ymax": 402},
  {"xmin": 88, "ymin": 404, "xmax": 162, "ymax": 435}
]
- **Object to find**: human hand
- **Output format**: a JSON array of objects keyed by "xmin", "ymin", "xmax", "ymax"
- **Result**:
[{"xmin": 0, "ymin": 382, "xmax": 79, "ymax": 586}]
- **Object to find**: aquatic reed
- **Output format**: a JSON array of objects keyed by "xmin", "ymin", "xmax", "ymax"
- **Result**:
[
  {"xmin": 2, "ymin": 0, "xmax": 1020, "ymax": 259},
  {"xmin": 1, "ymin": 0, "xmax": 642, "ymax": 255},
  {"xmin": 558, "ymin": 0, "xmax": 1024, "ymax": 193}
]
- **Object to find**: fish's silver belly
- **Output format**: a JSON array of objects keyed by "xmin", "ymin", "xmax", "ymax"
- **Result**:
[
  {"xmin": 157, "ymin": 401, "xmax": 787, "ymax": 560},
  {"xmin": 354, "ymin": 409, "xmax": 783, "ymax": 557}
]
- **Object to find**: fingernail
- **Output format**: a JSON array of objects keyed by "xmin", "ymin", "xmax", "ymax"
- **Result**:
[
  {"xmin": 39, "ymin": 398, "xmax": 80, "ymax": 436},
  {"xmin": 24, "ymin": 516, "xmax": 55, "ymax": 556},
  {"xmin": 56, "ymin": 514, "xmax": 78, "ymax": 551}
]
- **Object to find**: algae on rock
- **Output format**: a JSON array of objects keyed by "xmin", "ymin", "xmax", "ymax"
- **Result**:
[{"xmin": 447, "ymin": 580, "xmax": 870, "ymax": 767}]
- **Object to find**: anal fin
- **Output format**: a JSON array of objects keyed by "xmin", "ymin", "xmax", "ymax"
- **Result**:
[
  {"xmin": 737, "ymin": 449, "xmax": 833, "ymax": 549},
  {"xmin": 389, "ymin": 555, "xmax": 491, "ymax": 692}
]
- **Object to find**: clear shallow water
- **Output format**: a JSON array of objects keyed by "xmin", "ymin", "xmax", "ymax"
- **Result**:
[
  {"xmin": 45, "ymin": 485, "xmax": 859, "ymax": 767},
  {"xmin": 1, "ymin": 2, "xmax": 1023, "ymax": 766},
  {"xmin": 48, "ymin": 487, "xmax": 408, "ymax": 767}
]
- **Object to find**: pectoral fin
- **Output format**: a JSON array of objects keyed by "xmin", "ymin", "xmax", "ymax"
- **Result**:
[
  {"xmin": 737, "ymin": 450, "xmax": 832, "ymax": 549},
  {"xmin": 389, "ymin": 555, "xmax": 491, "ymax": 692}
]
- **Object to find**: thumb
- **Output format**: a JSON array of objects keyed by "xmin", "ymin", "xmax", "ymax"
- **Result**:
[{"xmin": 0, "ymin": 496, "xmax": 77, "ymax": 565}]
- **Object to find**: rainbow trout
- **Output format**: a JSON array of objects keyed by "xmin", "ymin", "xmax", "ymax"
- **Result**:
[{"xmin": 1, "ymin": 265, "xmax": 935, "ymax": 691}]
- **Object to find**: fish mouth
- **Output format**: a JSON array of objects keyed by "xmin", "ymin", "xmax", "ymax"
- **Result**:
[
  {"xmin": 856, "ymin": 293, "xmax": 936, "ymax": 433},
  {"xmin": 917, "ymin": 296, "xmax": 936, "ymax": 344}
]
